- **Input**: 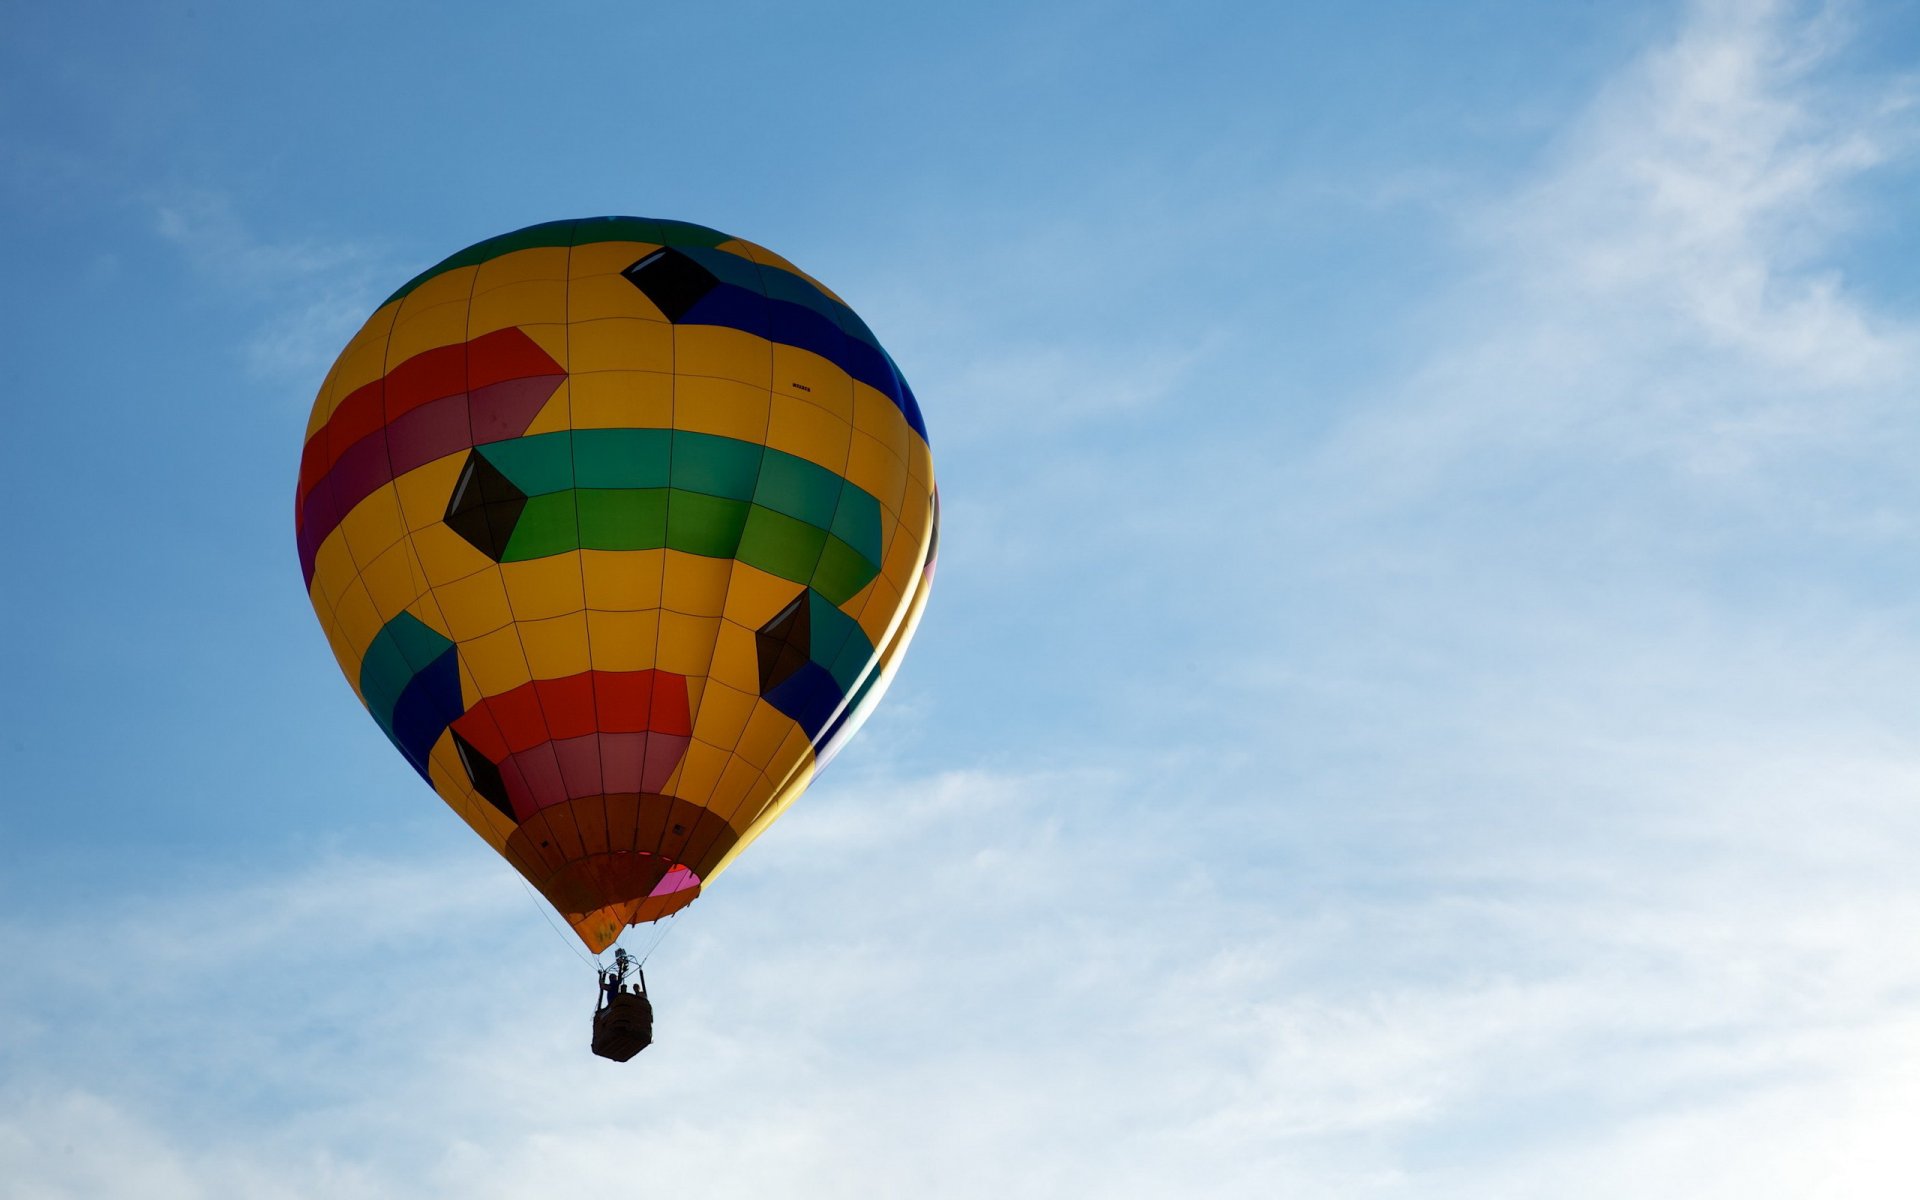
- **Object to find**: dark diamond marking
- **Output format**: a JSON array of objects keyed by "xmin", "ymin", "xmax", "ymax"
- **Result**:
[
  {"xmin": 452, "ymin": 730, "xmax": 516, "ymax": 822},
  {"xmin": 444, "ymin": 450, "xmax": 527, "ymax": 561},
  {"xmin": 755, "ymin": 592, "xmax": 812, "ymax": 694},
  {"xmin": 622, "ymin": 248, "xmax": 720, "ymax": 322}
]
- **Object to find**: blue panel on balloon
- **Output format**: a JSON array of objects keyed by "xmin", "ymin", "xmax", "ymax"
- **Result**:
[
  {"xmin": 765, "ymin": 661, "xmax": 845, "ymax": 742},
  {"xmin": 387, "ymin": 649, "xmax": 464, "ymax": 778}
]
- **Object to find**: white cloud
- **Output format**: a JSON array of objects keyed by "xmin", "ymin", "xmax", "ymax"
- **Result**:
[
  {"xmin": 153, "ymin": 190, "xmax": 388, "ymax": 385},
  {"xmin": 1321, "ymin": 0, "xmax": 1918, "ymax": 496}
]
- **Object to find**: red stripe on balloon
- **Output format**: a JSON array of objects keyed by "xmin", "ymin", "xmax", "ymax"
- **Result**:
[
  {"xmin": 294, "ymin": 327, "xmax": 565, "ymax": 582},
  {"xmin": 449, "ymin": 670, "xmax": 695, "ymax": 819}
]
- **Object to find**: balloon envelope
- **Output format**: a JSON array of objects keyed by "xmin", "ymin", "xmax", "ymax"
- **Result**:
[{"xmin": 295, "ymin": 217, "xmax": 937, "ymax": 951}]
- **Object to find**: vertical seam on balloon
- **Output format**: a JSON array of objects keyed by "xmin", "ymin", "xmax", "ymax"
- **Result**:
[
  {"xmin": 673, "ymin": 238, "xmax": 783, "ymax": 880},
  {"xmin": 559, "ymin": 226, "xmax": 614, "ymax": 879},
  {"xmin": 400, "ymin": 264, "xmax": 523, "ymax": 848},
  {"xmin": 634, "ymin": 233, "xmax": 685, "ymax": 879},
  {"xmin": 461, "ymin": 239, "xmax": 561, "ymax": 878},
  {"xmin": 523, "ymin": 219, "xmax": 596, "ymax": 926}
]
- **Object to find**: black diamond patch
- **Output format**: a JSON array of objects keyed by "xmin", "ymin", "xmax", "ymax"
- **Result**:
[
  {"xmin": 622, "ymin": 248, "xmax": 720, "ymax": 322},
  {"xmin": 755, "ymin": 592, "xmax": 812, "ymax": 694},
  {"xmin": 452, "ymin": 730, "xmax": 516, "ymax": 822},
  {"xmin": 444, "ymin": 450, "xmax": 526, "ymax": 562}
]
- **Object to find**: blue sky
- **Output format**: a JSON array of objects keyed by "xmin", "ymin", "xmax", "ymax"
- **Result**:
[{"xmin": 7, "ymin": 0, "xmax": 1920, "ymax": 1194}]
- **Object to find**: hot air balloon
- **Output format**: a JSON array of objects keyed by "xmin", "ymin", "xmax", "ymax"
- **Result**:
[{"xmin": 295, "ymin": 217, "xmax": 937, "ymax": 1056}]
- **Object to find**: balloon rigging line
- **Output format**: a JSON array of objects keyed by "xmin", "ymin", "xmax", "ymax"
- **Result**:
[
  {"xmin": 634, "ymin": 909, "xmax": 681, "ymax": 967},
  {"xmin": 515, "ymin": 874, "xmax": 599, "ymax": 972}
]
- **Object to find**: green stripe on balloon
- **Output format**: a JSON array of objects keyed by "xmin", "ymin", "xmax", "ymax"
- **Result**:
[
  {"xmin": 501, "ymin": 489, "xmax": 878, "ymax": 604},
  {"xmin": 477, "ymin": 429, "xmax": 883, "ymax": 576}
]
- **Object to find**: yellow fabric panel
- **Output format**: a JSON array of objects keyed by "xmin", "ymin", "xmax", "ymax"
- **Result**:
[
  {"xmin": 330, "ymin": 577, "xmax": 385, "ymax": 669},
  {"xmin": 712, "ymin": 238, "xmax": 766, "ymax": 266},
  {"xmin": 516, "ymin": 322, "xmax": 570, "ymax": 369},
  {"xmin": 674, "ymin": 324, "xmax": 773, "ymax": 389},
  {"xmin": 426, "ymin": 733, "xmax": 515, "ymax": 850},
  {"xmin": 410, "ymin": 522, "xmax": 494, "ymax": 588},
  {"xmin": 311, "ymin": 590, "xmax": 360, "ymax": 697},
  {"xmin": 720, "ymin": 561, "xmax": 802, "ymax": 629},
  {"xmin": 690, "ymin": 675, "xmax": 756, "ymax": 749},
  {"xmin": 907, "ymin": 435, "xmax": 933, "ymax": 488},
  {"xmin": 567, "ymin": 270, "xmax": 665, "ymax": 324},
  {"xmin": 910, "ymin": 483, "xmax": 938, "ymax": 541},
  {"xmin": 338, "ymin": 485, "xmax": 408, "ymax": 571},
  {"xmin": 861, "ymin": 510, "xmax": 934, "ymax": 654},
  {"xmin": 655, "ymin": 610, "xmax": 720, "ymax": 678},
  {"xmin": 469, "ymin": 278, "xmax": 569, "ymax": 337},
  {"xmin": 660, "ymin": 551, "xmax": 732, "ymax": 617},
  {"xmin": 359, "ymin": 540, "xmax": 424, "ymax": 624},
  {"xmin": 584, "ymin": 608, "xmax": 660, "ymax": 671},
  {"xmin": 500, "ymin": 553, "xmax": 586, "ymax": 622},
  {"xmin": 518, "ymin": 611, "xmax": 591, "ymax": 679},
  {"xmin": 766, "ymin": 392, "xmax": 852, "ymax": 473},
  {"xmin": 310, "ymin": 531, "xmax": 360, "ymax": 608},
  {"xmin": 706, "ymin": 620, "xmax": 761, "ymax": 694},
  {"xmin": 455, "ymin": 656, "xmax": 485, "ymax": 710},
  {"xmin": 896, "ymin": 483, "xmax": 932, "ymax": 556},
  {"xmin": 707, "ymin": 756, "xmax": 816, "ymax": 883},
  {"xmin": 403, "ymin": 592, "xmax": 456, "ymax": 643},
  {"xmin": 432, "ymin": 566, "xmax": 516, "ymax": 641},
  {"xmin": 672, "ymin": 374, "xmax": 769, "ymax": 442},
  {"xmin": 734, "ymin": 701, "xmax": 795, "ymax": 771},
  {"xmin": 853, "ymin": 573, "xmax": 903, "ymax": 647},
  {"xmin": 581, "ymin": 547, "xmax": 664, "ymax": 611},
  {"xmin": 569, "ymin": 316, "xmax": 673, "ymax": 375},
  {"xmin": 772, "ymin": 343, "xmax": 854, "ymax": 422},
  {"xmin": 308, "ymin": 302, "xmax": 398, "ymax": 431},
  {"xmin": 519, "ymin": 380, "xmax": 574, "ymax": 437},
  {"xmin": 878, "ymin": 512, "xmax": 927, "ymax": 602},
  {"xmin": 401, "ymin": 263, "xmax": 480, "ymax": 312},
  {"xmin": 460, "ymin": 624, "xmax": 535, "ymax": 697},
  {"xmin": 307, "ymin": 580, "xmax": 339, "ymax": 639},
  {"xmin": 717, "ymin": 755, "xmax": 812, "ymax": 870},
  {"xmin": 862, "ymin": 547, "xmax": 936, "ymax": 736},
  {"xmin": 572, "ymin": 370, "xmax": 673, "ymax": 430},
  {"xmin": 568, "ymin": 239, "xmax": 656, "ymax": 280},
  {"xmin": 756, "ymin": 726, "xmax": 819, "ymax": 816},
  {"xmin": 845, "ymin": 428, "xmax": 909, "ymax": 523},
  {"xmin": 392, "ymin": 453, "xmax": 468, "ymax": 532},
  {"xmin": 707, "ymin": 753, "xmax": 761, "ymax": 816},
  {"xmin": 474, "ymin": 245, "xmax": 570, "ymax": 290},
  {"xmin": 853, "ymin": 377, "xmax": 912, "ymax": 463},
  {"xmin": 668, "ymin": 738, "xmax": 730, "ymax": 805},
  {"xmin": 386, "ymin": 296, "xmax": 470, "ymax": 366}
]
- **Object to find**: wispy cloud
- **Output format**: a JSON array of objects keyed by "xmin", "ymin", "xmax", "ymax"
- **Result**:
[
  {"xmin": 1331, "ymin": 0, "xmax": 1918, "ymax": 490},
  {"xmin": 153, "ymin": 190, "xmax": 389, "ymax": 385}
]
